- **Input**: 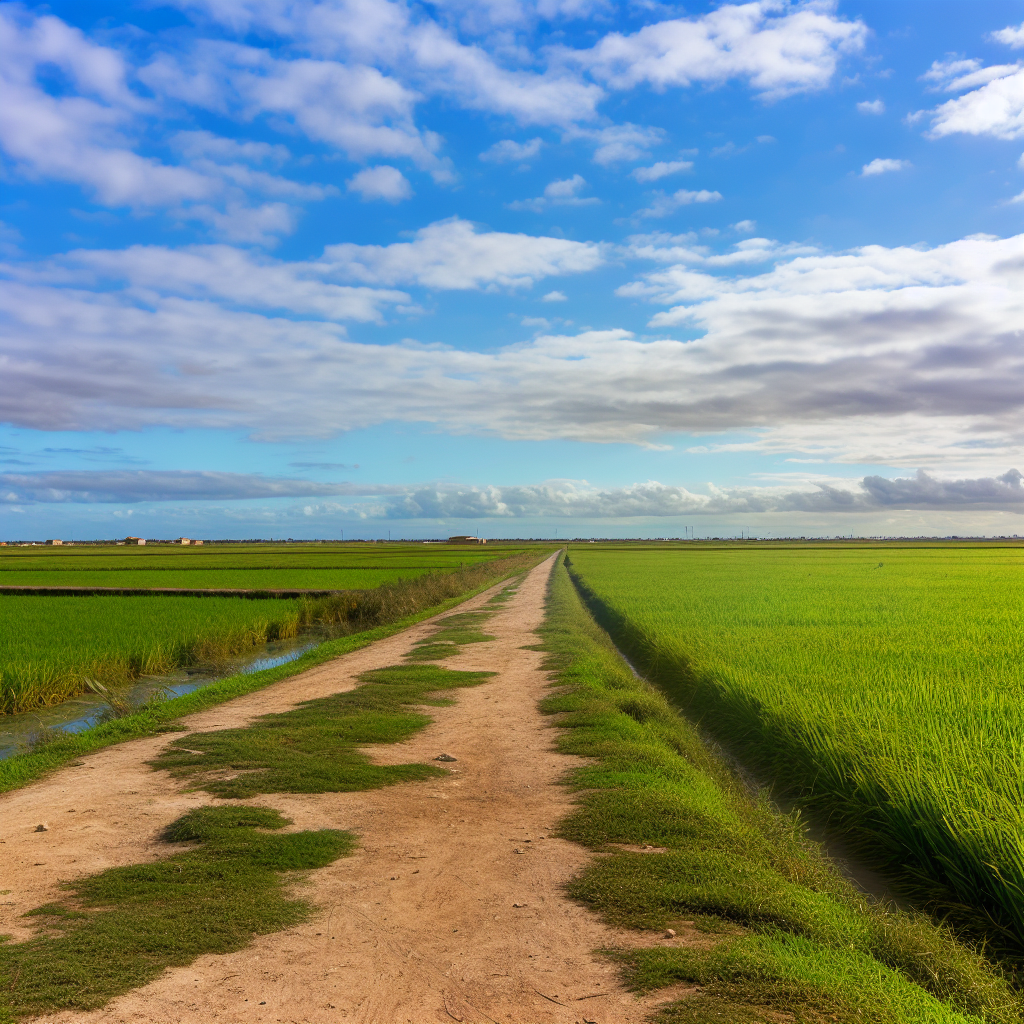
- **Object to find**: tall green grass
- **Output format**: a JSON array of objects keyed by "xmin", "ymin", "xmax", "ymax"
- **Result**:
[
  {"xmin": 565, "ymin": 545, "xmax": 1024, "ymax": 951},
  {"xmin": 0, "ymin": 595, "xmax": 301, "ymax": 713}
]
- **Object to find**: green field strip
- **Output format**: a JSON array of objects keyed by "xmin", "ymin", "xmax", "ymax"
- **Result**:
[
  {"xmin": 0, "ymin": 807, "xmax": 353, "ymax": 1022},
  {"xmin": 149, "ymin": 664, "xmax": 494, "ymax": 798},
  {"xmin": 562, "ymin": 546, "xmax": 1024, "ymax": 955},
  {"xmin": 0, "ymin": 552, "xmax": 550, "ymax": 793},
  {"xmin": 539, "ymin": 556, "xmax": 1019, "ymax": 1024}
]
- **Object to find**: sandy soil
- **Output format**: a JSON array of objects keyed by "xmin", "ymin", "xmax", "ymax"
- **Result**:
[{"xmin": 2, "ymin": 554, "xmax": 697, "ymax": 1023}]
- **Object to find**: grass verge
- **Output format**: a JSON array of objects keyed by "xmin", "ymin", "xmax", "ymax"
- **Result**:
[
  {"xmin": 150, "ymin": 664, "xmax": 493, "ymax": 798},
  {"xmin": 540, "ymin": 556, "xmax": 1020, "ymax": 1024},
  {"xmin": 0, "ymin": 806, "xmax": 353, "ymax": 1022},
  {"xmin": 0, "ymin": 552, "xmax": 549, "ymax": 794}
]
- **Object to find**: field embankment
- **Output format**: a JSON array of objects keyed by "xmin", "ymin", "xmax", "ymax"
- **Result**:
[
  {"xmin": 543, "ymin": 553, "xmax": 1020, "ymax": 1023},
  {"xmin": 0, "ymin": 547, "xmax": 547, "ymax": 716},
  {"xmin": 563, "ymin": 544, "xmax": 1024, "ymax": 955}
]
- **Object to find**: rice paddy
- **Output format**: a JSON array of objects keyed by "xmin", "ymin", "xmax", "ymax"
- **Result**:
[
  {"xmin": 565, "ymin": 542, "xmax": 1024, "ymax": 950},
  {"xmin": 0, "ymin": 542, "xmax": 518, "ymax": 591},
  {"xmin": 0, "ymin": 545, "xmax": 543, "ymax": 714},
  {"xmin": 0, "ymin": 594, "xmax": 302, "ymax": 713}
]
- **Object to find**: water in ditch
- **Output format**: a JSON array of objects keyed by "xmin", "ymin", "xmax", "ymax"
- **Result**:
[{"xmin": 0, "ymin": 631, "xmax": 323, "ymax": 761}]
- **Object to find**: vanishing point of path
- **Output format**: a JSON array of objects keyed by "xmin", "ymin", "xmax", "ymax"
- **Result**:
[{"xmin": 1, "ymin": 554, "xmax": 689, "ymax": 1023}]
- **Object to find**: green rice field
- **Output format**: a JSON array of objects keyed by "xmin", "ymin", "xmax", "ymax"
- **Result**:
[
  {"xmin": 565, "ymin": 543, "xmax": 1024, "ymax": 948},
  {"xmin": 0, "ymin": 542, "xmax": 515, "ymax": 591},
  {"xmin": 0, "ymin": 594, "xmax": 302, "ymax": 714},
  {"xmin": 0, "ymin": 543, "xmax": 538, "ymax": 714}
]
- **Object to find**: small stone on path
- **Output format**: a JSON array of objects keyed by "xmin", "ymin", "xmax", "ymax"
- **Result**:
[
  {"xmin": 434, "ymin": 754, "xmax": 457, "ymax": 762},
  {"xmin": 33, "ymin": 823, "xmax": 48, "ymax": 832}
]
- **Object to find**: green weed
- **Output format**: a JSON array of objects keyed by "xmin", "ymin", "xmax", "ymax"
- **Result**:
[
  {"xmin": 149, "ymin": 664, "xmax": 493, "ymax": 798},
  {"xmin": 0, "ymin": 806, "xmax": 353, "ymax": 1021}
]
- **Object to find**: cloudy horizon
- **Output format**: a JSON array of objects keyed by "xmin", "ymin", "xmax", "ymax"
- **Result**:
[{"xmin": 2, "ymin": 0, "xmax": 1023, "ymax": 539}]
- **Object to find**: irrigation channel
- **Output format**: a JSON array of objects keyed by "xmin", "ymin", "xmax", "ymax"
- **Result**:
[{"xmin": 0, "ymin": 631, "xmax": 322, "ymax": 760}]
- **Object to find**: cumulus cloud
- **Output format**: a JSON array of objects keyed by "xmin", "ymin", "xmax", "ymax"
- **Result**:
[
  {"xmin": 635, "ymin": 188, "xmax": 722, "ymax": 218},
  {"xmin": 4, "ymin": 233, "xmax": 1024, "ymax": 468},
  {"xmin": 12, "ymin": 244, "xmax": 412, "ymax": 322},
  {"xmin": 0, "ymin": 471, "xmax": 402, "ymax": 504},
  {"xmin": 479, "ymin": 138, "xmax": 543, "ymax": 162},
  {"xmin": 323, "ymin": 469, "xmax": 1024, "ymax": 520},
  {"xmin": 0, "ymin": 9, "xmax": 337, "ymax": 238},
  {"xmin": 347, "ymin": 165, "xmax": 414, "ymax": 202},
  {"xmin": 508, "ymin": 174, "xmax": 600, "ymax": 211},
  {"xmin": 857, "ymin": 98, "xmax": 885, "ymax": 114},
  {"xmin": 5, "ymin": 220, "xmax": 603, "ymax": 323},
  {"xmin": 990, "ymin": 22, "xmax": 1024, "ymax": 48},
  {"xmin": 323, "ymin": 217, "xmax": 604, "ymax": 288},
  {"xmin": 923, "ymin": 60, "xmax": 1024, "ymax": 140},
  {"xmin": 631, "ymin": 159, "xmax": 694, "ymax": 182},
  {"xmin": 542, "ymin": 290, "xmax": 568, "ymax": 301},
  {"xmin": 861, "ymin": 158, "xmax": 909, "ymax": 176},
  {"xmin": 566, "ymin": 0, "xmax": 867, "ymax": 99},
  {"xmin": 567, "ymin": 122, "xmax": 664, "ymax": 164}
]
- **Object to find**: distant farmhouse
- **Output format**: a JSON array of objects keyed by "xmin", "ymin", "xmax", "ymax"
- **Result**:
[
  {"xmin": 45, "ymin": 539, "xmax": 62, "ymax": 545},
  {"xmin": 448, "ymin": 535, "xmax": 486, "ymax": 544},
  {"xmin": 124, "ymin": 536, "xmax": 146, "ymax": 545}
]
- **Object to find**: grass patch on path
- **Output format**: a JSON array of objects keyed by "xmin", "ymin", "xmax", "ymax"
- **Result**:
[
  {"xmin": 0, "ymin": 806, "xmax": 353, "ymax": 1022},
  {"xmin": 540, "ymin": 556, "xmax": 1020, "ymax": 1024},
  {"xmin": 0, "ymin": 557, "xmax": 545, "ymax": 795},
  {"xmin": 150, "ymin": 664, "xmax": 494, "ymax": 798}
]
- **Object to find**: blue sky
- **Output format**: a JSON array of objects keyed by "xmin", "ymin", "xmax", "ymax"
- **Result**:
[{"xmin": 1, "ymin": 0, "xmax": 1023, "ymax": 539}]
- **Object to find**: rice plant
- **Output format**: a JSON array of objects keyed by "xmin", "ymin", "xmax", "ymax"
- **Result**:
[{"xmin": 566, "ymin": 544, "xmax": 1024, "ymax": 949}]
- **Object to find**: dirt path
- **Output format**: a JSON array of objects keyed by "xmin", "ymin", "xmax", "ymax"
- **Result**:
[{"xmin": 3, "ymin": 554, "xmax": 688, "ymax": 1023}]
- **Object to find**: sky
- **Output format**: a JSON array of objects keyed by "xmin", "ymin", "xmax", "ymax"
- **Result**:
[{"xmin": 1, "ymin": 0, "xmax": 1023, "ymax": 540}]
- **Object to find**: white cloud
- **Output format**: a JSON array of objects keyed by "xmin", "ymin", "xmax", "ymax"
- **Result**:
[
  {"xmin": 11, "ymin": 220, "xmax": 603, "ymax": 318},
  {"xmin": 990, "ymin": 22, "xmax": 1024, "ymax": 48},
  {"xmin": 566, "ymin": 0, "xmax": 867, "ymax": 99},
  {"xmin": 631, "ymin": 159, "xmax": 694, "ymax": 182},
  {"xmin": 925, "ymin": 65, "xmax": 1024, "ymax": 140},
  {"xmin": 172, "ymin": 130, "xmax": 290, "ymax": 164},
  {"xmin": 857, "ymin": 98, "xmax": 885, "ymax": 114},
  {"xmin": 5, "ymin": 218, "xmax": 1024, "ymax": 471},
  {"xmin": 347, "ymin": 165, "xmax": 414, "ymax": 202},
  {"xmin": 508, "ymin": 173, "xmax": 600, "ymax": 211},
  {"xmin": 479, "ymin": 138, "xmax": 543, "ymax": 162},
  {"xmin": 861, "ymin": 158, "xmax": 909, "ymax": 176},
  {"xmin": 0, "ymin": 10, "xmax": 337, "ymax": 239},
  {"xmin": 322, "ymin": 217, "xmax": 605, "ymax": 288},
  {"xmin": 732, "ymin": 219, "xmax": 757, "ymax": 233},
  {"xmin": 16, "ymin": 244, "xmax": 411, "ymax": 322},
  {"xmin": 635, "ymin": 188, "xmax": 722, "ymax": 218},
  {"xmin": 368, "ymin": 470, "xmax": 1024, "ymax": 519},
  {"xmin": 542, "ymin": 290, "xmax": 568, "ymax": 301},
  {"xmin": 569, "ymin": 122, "xmax": 664, "ymax": 165},
  {"xmin": 0, "ymin": 471, "xmax": 397, "ymax": 504}
]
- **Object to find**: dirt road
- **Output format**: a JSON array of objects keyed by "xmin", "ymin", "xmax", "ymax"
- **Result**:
[{"xmin": 2, "ymin": 554, "xmax": 684, "ymax": 1023}]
